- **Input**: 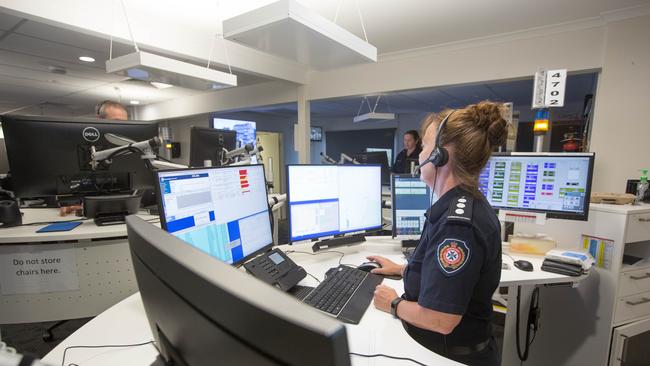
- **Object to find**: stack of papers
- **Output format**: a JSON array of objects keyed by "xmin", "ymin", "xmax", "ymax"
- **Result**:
[{"xmin": 541, "ymin": 249, "xmax": 594, "ymax": 276}]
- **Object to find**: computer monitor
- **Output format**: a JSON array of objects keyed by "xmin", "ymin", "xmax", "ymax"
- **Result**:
[
  {"xmin": 189, "ymin": 126, "xmax": 237, "ymax": 167},
  {"xmin": 478, "ymin": 152, "xmax": 595, "ymax": 220},
  {"xmin": 391, "ymin": 174, "xmax": 432, "ymax": 238},
  {"xmin": 1, "ymin": 115, "xmax": 159, "ymax": 198},
  {"xmin": 351, "ymin": 152, "xmax": 390, "ymax": 186},
  {"xmin": 366, "ymin": 148, "xmax": 392, "ymax": 169},
  {"xmin": 126, "ymin": 215, "xmax": 351, "ymax": 366},
  {"xmin": 156, "ymin": 165, "xmax": 272, "ymax": 265},
  {"xmin": 212, "ymin": 118, "xmax": 256, "ymax": 148},
  {"xmin": 287, "ymin": 165, "xmax": 382, "ymax": 242}
]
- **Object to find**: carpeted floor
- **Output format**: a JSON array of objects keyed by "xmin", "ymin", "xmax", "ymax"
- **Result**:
[{"xmin": 1, "ymin": 317, "xmax": 93, "ymax": 359}]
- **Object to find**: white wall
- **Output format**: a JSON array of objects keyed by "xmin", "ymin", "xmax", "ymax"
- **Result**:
[
  {"xmin": 140, "ymin": 13, "xmax": 648, "ymax": 192},
  {"xmin": 589, "ymin": 15, "xmax": 650, "ymax": 192}
]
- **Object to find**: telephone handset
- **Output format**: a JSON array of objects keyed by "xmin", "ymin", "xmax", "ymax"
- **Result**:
[{"xmin": 243, "ymin": 248, "xmax": 306, "ymax": 291}]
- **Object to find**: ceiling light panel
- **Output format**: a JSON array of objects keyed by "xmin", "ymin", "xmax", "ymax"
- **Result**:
[
  {"xmin": 223, "ymin": 0, "xmax": 377, "ymax": 70},
  {"xmin": 106, "ymin": 51, "xmax": 237, "ymax": 90}
]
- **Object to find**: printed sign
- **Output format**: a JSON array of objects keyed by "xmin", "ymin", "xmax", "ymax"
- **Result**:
[
  {"xmin": 0, "ymin": 244, "xmax": 79, "ymax": 295},
  {"xmin": 581, "ymin": 234, "xmax": 614, "ymax": 269},
  {"xmin": 544, "ymin": 69, "xmax": 567, "ymax": 107},
  {"xmin": 531, "ymin": 69, "xmax": 567, "ymax": 108}
]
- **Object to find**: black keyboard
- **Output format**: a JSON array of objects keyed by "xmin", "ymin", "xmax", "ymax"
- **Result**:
[
  {"xmin": 302, "ymin": 265, "xmax": 382, "ymax": 324},
  {"xmin": 288, "ymin": 285, "xmax": 315, "ymax": 301}
]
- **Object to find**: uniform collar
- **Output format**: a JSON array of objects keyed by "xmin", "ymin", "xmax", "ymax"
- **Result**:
[{"xmin": 426, "ymin": 185, "xmax": 467, "ymax": 223}]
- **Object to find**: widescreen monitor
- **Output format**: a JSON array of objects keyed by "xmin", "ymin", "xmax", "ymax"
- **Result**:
[
  {"xmin": 156, "ymin": 165, "xmax": 272, "ymax": 265},
  {"xmin": 478, "ymin": 152, "xmax": 595, "ymax": 220},
  {"xmin": 212, "ymin": 118, "xmax": 256, "ymax": 148},
  {"xmin": 1, "ymin": 115, "xmax": 158, "ymax": 198},
  {"xmin": 351, "ymin": 152, "xmax": 390, "ymax": 186},
  {"xmin": 127, "ymin": 216, "xmax": 350, "ymax": 366},
  {"xmin": 287, "ymin": 165, "xmax": 382, "ymax": 242}
]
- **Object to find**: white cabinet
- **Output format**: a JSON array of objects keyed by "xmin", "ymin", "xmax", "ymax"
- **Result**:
[
  {"xmin": 515, "ymin": 204, "xmax": 650, "ymax": 366},
  {"xmin": 609, "ymin": 316, "xmax": 650, "ymax": 366}
]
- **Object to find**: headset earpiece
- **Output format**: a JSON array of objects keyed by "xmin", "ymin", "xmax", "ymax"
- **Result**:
[{"xmin": 427, "ymin": 110, "xmax": 455, "ymax": 167}]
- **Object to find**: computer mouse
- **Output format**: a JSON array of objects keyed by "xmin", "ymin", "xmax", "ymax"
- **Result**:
[
  {"xmin": 514, "ymin": 260, "xmax": 534, "ymax": 272},
  {"xmin": 357, "ymin": 261, "xmax": 382, "ymax": 272}
]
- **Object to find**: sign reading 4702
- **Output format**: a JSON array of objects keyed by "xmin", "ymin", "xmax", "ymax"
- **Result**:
[{"xmin": 532, "ymin": 69, "xmax": 567, "ymax": 108}]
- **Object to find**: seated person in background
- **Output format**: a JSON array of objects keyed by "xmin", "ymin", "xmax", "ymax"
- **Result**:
[
  {"xmin": 96, "ymin": 100, "xmax": 128, "ymax": 120},
  {"xmin": 369, "ymin": 102, "xmax": 508, "ymax": 366},
  {"xmin": 392, "ymin": 130, "xmax": 422, "ymax": 174}
]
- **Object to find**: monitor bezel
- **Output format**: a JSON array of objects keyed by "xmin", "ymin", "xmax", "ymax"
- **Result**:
[
  {"xmin": 286, "ymin": 164, "xmax": 383, "ymax": 243},
  {"xmin": 484, "ymin": 152, "xmax": 595, "ymax": 221},
  {"xmin": 154, "ymin": 164, "xmax": 273, "ymax": 266}
]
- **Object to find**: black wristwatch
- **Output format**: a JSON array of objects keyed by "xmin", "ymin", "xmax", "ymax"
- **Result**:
[{"xmin": 390, "ymin": 297, "xmax": 404, "ymax": 319}]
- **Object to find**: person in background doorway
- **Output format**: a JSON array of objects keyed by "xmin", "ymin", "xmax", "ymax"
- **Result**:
[
  {"xmin": 392, "ymin": 130, "xmax": 422, "ymax": 174},
  {"xmin": 96, "ymin": 100, "xmax": 128, "ymax": 120}
]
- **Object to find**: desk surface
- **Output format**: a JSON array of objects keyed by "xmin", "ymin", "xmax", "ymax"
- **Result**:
[
  {"xmin": 42, "ymin": 237, "xmax": 581, "ymax": 366},
  {"xmin": 0, "ymin": 208, "xmax": 158, "ymax": 244}
]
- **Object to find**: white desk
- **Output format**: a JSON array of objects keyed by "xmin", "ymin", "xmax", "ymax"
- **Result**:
[
  {"xmin": 43, "ymin": 237, "xmax": 584, "ymax": 366},
  {"xmin": 0, "ymin": 208, "xmax": 158, "ymax": 323}
]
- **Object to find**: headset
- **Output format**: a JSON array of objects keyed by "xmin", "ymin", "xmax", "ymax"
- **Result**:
[{"xmin": 417, "ymin": 110, "xmax": 456, "ymax": 170}]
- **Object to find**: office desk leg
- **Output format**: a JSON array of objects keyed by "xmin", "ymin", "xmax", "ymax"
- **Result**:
[{"xmin": 502, "ymin": 284, "xmax": 535, "ymax": 366}]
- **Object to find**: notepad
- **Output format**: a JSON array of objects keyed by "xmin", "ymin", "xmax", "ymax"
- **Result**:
[{"xmin": 36, "ymin": 221, "xmax": 83, "ymax": 233}]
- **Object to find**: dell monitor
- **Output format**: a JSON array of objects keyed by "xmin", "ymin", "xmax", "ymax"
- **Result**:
[
  {"xmin": 156, "ymin": 165, "xmax": 272, "ymax": 265},
  {"xmin": 351, "ymin": 152, "xmax": 390, "ymax": 186},
  {"xmin": 391, "ymin": 174, "xmax": 432, "ymax": 240},
  {"xmin": 189, "ymin": 126, "xmax": 237, "ymax": 167},
  {"xmin": 478, "ymin": 152, "xmax": 595, "ymax": 220},
  {"xmin": 126, "ymin": 215, "xmax": 350, "ymax": 366},
  {"xmin": 1, "ymin": 115, "xmax": 159, "ymax": 199},
  {"xmin": 287, "ymin": 165, "xmax": 382, "ymax": 243}
]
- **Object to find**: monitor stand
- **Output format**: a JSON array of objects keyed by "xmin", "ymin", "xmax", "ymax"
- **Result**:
[
  {"xmin": 312, "ymin": 234, "xmax": 366, "ymax": 252},
  {"xmin": 151, "ymin": 325, "xmax": 190, "ymax": 366}
]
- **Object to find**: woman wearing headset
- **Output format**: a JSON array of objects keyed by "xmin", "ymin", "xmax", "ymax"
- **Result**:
[{"xmin": 368, "ymin": 101, "xmax": 508, "ymax": 366}]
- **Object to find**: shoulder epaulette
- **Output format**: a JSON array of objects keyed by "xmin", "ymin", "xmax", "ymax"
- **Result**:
[{"xmin": 446, "ymin": 194, "xmax": 473, "ymax": 225}]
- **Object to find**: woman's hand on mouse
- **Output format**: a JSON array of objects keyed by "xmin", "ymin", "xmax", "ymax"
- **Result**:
[
  {"xmin": 366, "ymin": 255, "xmax": 406, "ymax": 276},
  {"xmin": 373, "ymin": 284, "xmax": 399, "ymax": 313}
]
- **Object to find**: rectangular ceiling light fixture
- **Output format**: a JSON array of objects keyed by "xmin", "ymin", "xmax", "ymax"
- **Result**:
[
  {"xmin": 106, "ymin": 51, "xmax": 237, "ymax": 90},
  {"xmin": 353, "ymin": 112, "xmax": 395, "ymax": 123},
  {"xmin": 223, "ymin": 0, "xmax": 377, "ymax": 70}
]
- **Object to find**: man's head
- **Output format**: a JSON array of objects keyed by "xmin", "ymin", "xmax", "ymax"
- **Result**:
[{"xmin": 96, "ymin": 100, "xmax": 128, "ymax": 120}]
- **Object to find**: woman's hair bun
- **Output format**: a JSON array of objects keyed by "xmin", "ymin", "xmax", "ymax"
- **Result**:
[{"xmin": 469, "ymin": 101, "xmax": 508, "ymax": 148}]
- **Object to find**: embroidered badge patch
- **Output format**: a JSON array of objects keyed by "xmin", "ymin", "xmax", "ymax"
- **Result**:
[{"xmin": 436, "ymin": 238, "xmax": 470, "ymax": 275}]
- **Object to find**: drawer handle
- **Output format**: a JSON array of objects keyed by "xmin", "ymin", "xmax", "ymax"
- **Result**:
[
  {"xmin": 629, "ymin": 273, "xmax": 650, "ymax": 280},
  {"xmin": 638, "ymin": 218, "xmax": 650, "ymax": 222},
  {"xmin": 625, "ymin": 297, "xmax": 650, "ymax": 306}
]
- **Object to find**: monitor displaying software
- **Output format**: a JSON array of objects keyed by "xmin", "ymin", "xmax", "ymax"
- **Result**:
[
  {"xmin": 287, "ymin": 165, "xmax": 382, "ymax": 242},
  {"xmin": 156, "ymin": 165, "xmax": 272, "ymax": 265},
  {"xmin": 478, "ymin": 153, "xmax": 594, "ymax": 220},
  {"xmin": 392, "ymin": 174, "xmax": 432, "ymax": 237}
]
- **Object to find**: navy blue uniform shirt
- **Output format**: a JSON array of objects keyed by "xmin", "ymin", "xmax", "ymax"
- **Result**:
[
  {"xmin": 392, "ymin": 146, "xmax": 422, "ymax": 174},
  {"xmin": 402, "ymin": 185, "xmax": 502, "ymax": 346}
]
